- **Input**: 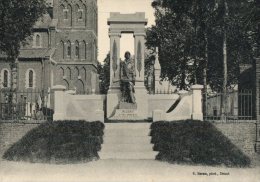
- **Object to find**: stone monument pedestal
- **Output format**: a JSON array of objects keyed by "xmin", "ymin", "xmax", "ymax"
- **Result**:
[
  {"xmin": 108, "ymin": 86, "xmax": 148, "ymax": 121},
  {"xmin": 109, "ymin": 109, "xmax": 143, "ymax": 120}
]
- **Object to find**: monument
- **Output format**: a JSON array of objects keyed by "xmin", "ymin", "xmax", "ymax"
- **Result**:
[
  {"xmin": 120, "ymin": 51, "xmax": 136, "ymax": 105},
  {"xmin": 106, "ymin": 12, "xmax": 148, "ymax": 120}
]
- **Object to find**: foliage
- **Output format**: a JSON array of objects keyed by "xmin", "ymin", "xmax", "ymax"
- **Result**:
[
  {"xmin": 151, "ymin": 120, "xmax": 251, "ymax": 167},
  {"xmin": 0, "ymin": 0, "xmax": 46, "ymax": 58},
  {"xmin": 146, "ymin": 0, "xmax": 255, "ymax": 91},
  {"xmin": 3, "ymin": 121, "xmax": 104, "ymax": 164},
  {"xmin": 240, "ymin": 0, "xmax": 260, "ymax": 58},
  {"xmin": 98, "ymin": 53, "xmax": 110, "ymax": 94}
]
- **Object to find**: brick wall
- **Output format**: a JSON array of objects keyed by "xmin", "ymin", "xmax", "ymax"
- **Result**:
[
  {"xmin": 213, "ymin": 122, "xmax": 256, "ymax": 155},
  {"xmin": 0, "ymin": 122, "xmax": 42, "ymax": 158},
  {"xmin": 18, "ymin": 60, "xmax": 43, "ymax": 90}
]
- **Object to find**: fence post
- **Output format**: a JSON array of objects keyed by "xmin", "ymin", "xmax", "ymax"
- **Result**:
[
  {"xmin": 52, "ymin": 85, "xmax": 66, "ymax": 121},
  {"xmin": 191, "ymin": 84, "xmax": 204, "ymax": 121}
]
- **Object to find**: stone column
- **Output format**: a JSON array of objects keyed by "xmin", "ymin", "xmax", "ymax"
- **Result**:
[
  {"xmin": 191, "ymin": 85, "xmax": 204, "ymax": 120},
  {"xmin": 52, "ymin": 85, "xmax": 66, "ymax": 121},
  {"xmin": 109, "ymin": 33, "xmax": 121, "ymax": 92},
  {"xmin": 154, "ymin": 47, "xmax": 161, "ymax": 91},
  {"xmin": 107, "ymin": 33, "xmax": 121, "ymax": 118},
  {"xmin": 133, "ymin": 33, "xmax": 148, "ymax": 119},
  {"xmin": 134, "ymin": 33, "xmax": 145, "ymax": 88}
]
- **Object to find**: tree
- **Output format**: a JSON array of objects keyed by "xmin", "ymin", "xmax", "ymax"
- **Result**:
[
  {"xmin": 147, "ymin": 0, "xmax": 253, "ymax": 90},
  {"xmin": 241, "ymin": 0, "xmax": 260, "ymax": 58},
  {"xmin": 147, "ymin": 0, "xmax": 217, "ymax": 90},
  {"xmin": 147, "ymin": 0, "xmax": 255, "ymax": 119},
  {"xmin": 0, "ymin": 0, "xmax": 46, "ymax": 102},
  {"xmin": 98, "ymin": 53, "xmax": 110, "ymax": 94}
]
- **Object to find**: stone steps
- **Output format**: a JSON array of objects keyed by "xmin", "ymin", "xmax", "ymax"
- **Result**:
[
  {"xmin": 102, "ymin": 143, "xmax": 154, "ymax": 152},
  {"xmin": 99, "ymin": 151, "xmax": 158, "ymax": 160},
  {"xmin": 99, "ymin": 123, "xmax": 158, "ymax": 160},
  {"xmin": 103, "ymin": 135, "xmax": 151, "ymax": 144}
]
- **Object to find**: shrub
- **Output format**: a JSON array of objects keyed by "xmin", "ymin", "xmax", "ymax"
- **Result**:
[
  {"xmin": 151, "ymin": 120, "xmax": 251, "ymax": 167},
  {"xmin": 3, "ymin": 120, "xmax": 104, "ymax": 164}
]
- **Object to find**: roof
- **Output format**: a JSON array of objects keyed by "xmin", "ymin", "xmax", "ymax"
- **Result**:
[
  {"xmin": 18, "ymin": 48, "xmax": 55, "ymax": 59},
  {"xmin": 108, "ymin": 12, "xmax": 148, "ymax": 25},
  {"xmin": 0, "ymin": 48, "xmax": 55, "ymax": 59}
]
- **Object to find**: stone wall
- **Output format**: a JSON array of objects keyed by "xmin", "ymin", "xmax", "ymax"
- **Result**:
[
  {"xmin": 0, "ymin": 121, "xmax": 42, "ymax": 158},
  {"xmin": 53, "ymin": 86, "xmax": 105, "ymax": 122},
  {"xmin": 148, "ymin": 94, "xmax": 179, "ymax": 118},
  {"xmin": 213, "ymin": 122, "xmax": 256, "ymax": 155}
]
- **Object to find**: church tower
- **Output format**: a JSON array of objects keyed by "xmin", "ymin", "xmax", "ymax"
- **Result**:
[{"xmin": 52, "ymin": 0, "xmax": 99, "ymax": 94}]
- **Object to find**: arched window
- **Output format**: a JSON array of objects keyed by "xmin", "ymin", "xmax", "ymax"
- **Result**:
[
  {"xmin": 36, "ymin": 34, "xmax": 41, "ymax": 47},
  {"xmin": 84, "ymin": 5, "xmax": 87, "ymax": 26},
  {"xmin": 63, "ymin": 5, "xmax": 68, "ymax": 20},
  {"xmin": 25, "ymin": 69, "xmax": 35, "ymax": 89},
  {"xmin": 67, "ymin": 41, "xmax": 71, "ymax": 58},
  {"xmin": 3, "ymin": 70, "xmax": 8, "ymax": 88},
  {"xmin": 60, "ymin": 41, "xmax": 65, "ymax": 59},
  {"xmin": 75, "ymin": 41, "xmax": 79, "ymax": 59},
  {"xmin": 93, "ymin": 40, "xmax": 96, "ymax": 61},
  {"xmin": 78, "ymin": 10, "xmax": 83, "ymax": 20},
  {"xmin": 64, "ymin": 10, "xmax": 68, "ymax": 19},
  {"xmin": 82, "ymin": 41, "xmax": 86, "ymax": 59},
  {"xmin": 29, "ymin": 70, "xmax": 33, "ymax": 88},
  {"xmin": 67, "ymin": 4, "xmax": 72, "ymax": 26},
  {"xmin": 65, "ymin": 67, "xmax": 71, "ymax": 79}
]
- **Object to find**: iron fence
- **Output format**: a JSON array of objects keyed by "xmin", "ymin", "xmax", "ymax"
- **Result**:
[
  {"xmin": 204, "ymin": 89, "xmax": 255, "ymax": 121},
  {"xmin": 0, "ymin": 89, "xmax": 54, "ymax": 121},
  {"xmin": 148, "ymin": 88, "xmax": 175, "ymax": 95}
]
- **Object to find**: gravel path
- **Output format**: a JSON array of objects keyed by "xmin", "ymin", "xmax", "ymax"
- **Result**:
[{"xmin": 0, "ymin": 159, "xmax": 259, "ymax": 182}]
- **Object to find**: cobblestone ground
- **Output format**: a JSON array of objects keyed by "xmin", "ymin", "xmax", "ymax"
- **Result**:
[{"xmin": 0, "ymin": 159, "xmax": 259, "ymax": 182}]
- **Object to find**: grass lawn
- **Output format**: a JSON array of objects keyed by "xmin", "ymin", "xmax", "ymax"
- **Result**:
[
  {"xmin": 151, "ymin": 120, "xmax": 251, "ymax": 167},
  {"xmin": 2, "ymin": 120, "xmax": 104, "ymax": 164}
]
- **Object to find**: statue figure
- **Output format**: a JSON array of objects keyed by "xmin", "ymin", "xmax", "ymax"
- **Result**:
[{"xmin": 120, "ymin": 51, "xmax": 136, "ymax": 103}]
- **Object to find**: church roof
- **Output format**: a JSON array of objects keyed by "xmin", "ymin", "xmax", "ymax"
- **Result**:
[
  {"xmin": 0, "ymin": 48, "xmax": 54, "ymax": 59},
  {"xmin": 18, "ymin": 48, "xmax": 55, "ymax": 59}
]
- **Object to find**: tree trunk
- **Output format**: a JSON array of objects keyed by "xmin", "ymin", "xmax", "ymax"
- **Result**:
[
  {"xmin": 220, "ymin": 0, "xmax": 229, "ymax": 121},
  {"xmin": 221, "ymin": 32, "xmax": 228, "ymax": 120},
  {"xmin": 203, "ymin": 33, "xmax": 208, "ymax": 117}
]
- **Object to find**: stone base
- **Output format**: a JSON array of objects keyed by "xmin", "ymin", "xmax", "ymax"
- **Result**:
[
  {"xmin": 107, "ymin": 91, "xmax": 121, "ymax": 118},
  {"xmin": 153, "ymin": 110, "xmax": 166, "ymax": 122},
  {"xmin": 109, "ymin": 109, "xmax": 143, "ymax": 120},
  {"xmin": 119, "ymin": 101, "xmax": 137, "ymax": 109},
  {"xmin": 192, "ymin": 113, "xmax": 203, "ymax": 121}
]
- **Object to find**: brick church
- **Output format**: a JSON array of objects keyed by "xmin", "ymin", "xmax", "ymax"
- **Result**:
[{"xmin": 0, "ymin": 0, "xmax": 99, "ymax": 95}]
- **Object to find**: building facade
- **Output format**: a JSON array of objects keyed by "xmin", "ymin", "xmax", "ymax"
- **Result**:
[{"xmin": 0, "ymin": 0, "xmax": 99, "ymax": 95}]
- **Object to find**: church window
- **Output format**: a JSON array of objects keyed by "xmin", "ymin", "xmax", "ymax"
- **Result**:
[
  {"xmin": 36, "ymin": 34, "xmax": 41, "ymax": 47},
  {"xmin": 61, "ymin": 41, "xmax": 65, "ymax": 59},
  {"xmin": 25, "ymin": 69, "xmax": 35, "ymax": 89},
  {"xmin": 64, "ymin": 9, "xmax": 68, "ymax": 19},
  {"xmin": 3, "ymin": 70, "xmax": 8, "ymax": 88},
  {"xmin": 75, "ymin": 41, "xmax": 79, "ymax": 58},
  {"xmin": 82, "ymin": 41, "xmax": 86, "ymax": 59},
  {"xmin": 67, "ymin": 41, "xmax": 71, "ymax": 58},
  {"xmin": 29, "ymin": 70, "xmax": 33, "ymax": 88},
  {"xmin": 78, "ymin": 10, "xmax": 83, "ymax": 20}
]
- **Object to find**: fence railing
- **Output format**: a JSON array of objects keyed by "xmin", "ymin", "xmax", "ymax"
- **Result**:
[
  {"xmin": 203, "ymin": 89, "xmax": 255, "ymax": 121},
  {"xmin": 148, "ymin": 88, "xmax": 175, "ymax": 95},
  {"xmin": 0, "ymin": 89, "xmax": 54, "ymax": 121}
]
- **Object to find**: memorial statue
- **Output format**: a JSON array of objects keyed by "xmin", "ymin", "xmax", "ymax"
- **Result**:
[{"xmin": 120, "ymin": 51, "xmax": 136, "ymax": 104}]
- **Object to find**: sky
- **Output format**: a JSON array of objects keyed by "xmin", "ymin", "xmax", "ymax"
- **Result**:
[{"xmin": 97, "ymin": 0, "xmax": 155, "ymax": 62}]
